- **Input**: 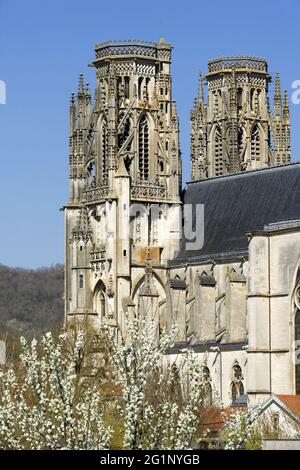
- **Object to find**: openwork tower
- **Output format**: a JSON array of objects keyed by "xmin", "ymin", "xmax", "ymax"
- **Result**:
[{"xmin": 190, "ymin": 57, "xmax": 290, "ymax": 180}]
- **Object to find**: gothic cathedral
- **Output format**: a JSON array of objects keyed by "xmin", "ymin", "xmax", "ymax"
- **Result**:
[{"xmin": 64, "ymin": 39, "xmax": 300, "ymax": 408}]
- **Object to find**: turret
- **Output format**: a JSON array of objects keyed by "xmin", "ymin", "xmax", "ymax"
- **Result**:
[
  {"xmin": 190, "ymin": 57, "xmax": 291, "ymax": 180},
  {"xmin": 274, "ymin": 73, "xmax": 282, "ymax": 119},
  {"xmin": 272, "ymin": 74, "xmax": 291, "ymax": 165},
  {"xmin": 65, "ymin": 38, "xmax": 182, "ymax": 332},
  {"xmin": 283, "ymin": 90, "xmax": 290, "ymax": 123},
  {"xmin": 190, "ymin": 72, "xmax": 207, "ymax": 180}
]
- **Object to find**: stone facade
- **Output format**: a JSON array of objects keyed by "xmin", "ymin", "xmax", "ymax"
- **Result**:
[{"xmin": 64, "ymin": 39, "xmax": 299, "ymax": 408}]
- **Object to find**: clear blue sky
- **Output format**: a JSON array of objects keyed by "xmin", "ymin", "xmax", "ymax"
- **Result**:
[{"xmin": 0, "ymin": 0, "xmax": 299, "ymax": 268}]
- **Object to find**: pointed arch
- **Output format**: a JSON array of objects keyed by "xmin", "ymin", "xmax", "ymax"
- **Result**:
[
  {"xmin": 138, "ymin": 76, "xmax": 144, "ymax": 100},
  {"xmin": 124, "ymin": 76, "xmax": 130, "ymax": 99},
  {"xmin": 132, "ymin": 271, "xmax": 166, "ymax": 301},
  {"xmin": 237, "ymin": 88, "xmax": 243, "ymax": 110},
  {"xmin": 118, "ymin": 114, "xmax": 132, "ymax": 150},
  {"xmin": 232, "ymin": 361, "xmax": 243, "ymax": 380},
  {"xmin": 132, "ymin": 271, "xmax": 167, "ymax": 337},
  {"xmin": 202, "ymin": 365, "xmax": 213, "ymax": 406},
  {"xmin": 93, "ymin": 279, "xmax": 107, "ymax": 321},
  {"xmin": 230, "ymin": 361, "xmax": 244, "ymax": 404}
]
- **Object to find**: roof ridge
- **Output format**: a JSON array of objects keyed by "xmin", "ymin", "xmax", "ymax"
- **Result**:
[{"xmin": 187, "ymin": 161, "xmax": 300, "ymax": 185}]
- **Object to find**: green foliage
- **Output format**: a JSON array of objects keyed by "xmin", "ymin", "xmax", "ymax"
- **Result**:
[
  {"xmin": 222, "ymin": 410, "xmax": 262, "ymax": 450},
  {"xmin": 244, "ymin": 428, "xmax": 262, "ymax": 450},
  {"xmin": 103, "ymin": 407, "xmax": 124, "ymax": 450}
]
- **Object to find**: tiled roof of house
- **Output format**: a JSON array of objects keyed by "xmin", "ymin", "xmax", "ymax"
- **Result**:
[
  {"xmin": 276, "ymin": 395, "xmax": 300, "ymax": 418},
  {"xmin": 198, "ymin": 406, "xmax": 244, "ymax": 433}
]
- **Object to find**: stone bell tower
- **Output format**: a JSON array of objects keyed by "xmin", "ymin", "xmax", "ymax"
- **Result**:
[
  {"xmin": 64, "ymin": 38, "xmax": 182, "ymax": 331},
  {"xmin": 190, "ymin": 57, "xmax": 291, "ymax": 180}
]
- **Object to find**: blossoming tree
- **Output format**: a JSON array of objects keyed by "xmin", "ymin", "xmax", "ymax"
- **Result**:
[{"xmin": 0, "ymin": 331, "xmax": 111, "ymax": 450}]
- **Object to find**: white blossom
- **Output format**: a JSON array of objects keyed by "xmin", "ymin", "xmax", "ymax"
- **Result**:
[
  {"xmin": 104, "ymin": 314, "xmax": 208, "ymax": 450},
  {"xmin": 0, "ymin": 332, "xmax": 111, "ymax": 450},
  {"xmin": 223, "ymin": 408, "xmax": 260, "ymax": 450}
]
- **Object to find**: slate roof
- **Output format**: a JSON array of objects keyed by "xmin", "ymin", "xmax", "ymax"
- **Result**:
[
  {"xmin": 169, "ymin": 278, "xmax": 187, "ymax": 289},
  {"xmin": 172, "ymin": 162, "xmax": 300, "ymax": 265}
]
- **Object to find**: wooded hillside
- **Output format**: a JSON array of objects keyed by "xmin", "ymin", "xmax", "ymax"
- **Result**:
[{"xmin": 0, "ymin": 264, "xmax": 64, "ymax": 343}]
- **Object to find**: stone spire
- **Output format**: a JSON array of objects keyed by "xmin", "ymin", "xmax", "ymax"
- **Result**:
[
  {"xmin": 283, "ymin": 89, "xmax": 290, "ymax": 123},
  {"xmin": 72, "ymin": 207, "xmax": 92, "ymax": 241},
  {"xmin": 76, "ymin": 73, "xmax": 91, "ymax": 129},
  {"xmin": 190, "ymin": 57, "xmax": 291, "ymax": 178},
  {"xmin": 78, "ymin": 72, "xmax": 84, "ymax": 94},
  {"xmin": 272, "ymin": 81, "xmax": 291, "ymax": 165},
  {"xmin": 198, "ymin": 71, "xmax": 204, "ymax": 103},
  {"xmin": 190, "ymin": 72, "xmax": 207, "ymax": 180},
  {"xmin": 274, "ymin": 73, "xmax": 282, "ymax": 119},
  {"xmin": 69, "ymin": 92, "xmax": 76, "ymax": 135}
]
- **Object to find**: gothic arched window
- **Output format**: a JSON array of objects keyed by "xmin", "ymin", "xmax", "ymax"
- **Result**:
[
  {"xmin": 231, "ymin": 382, "xmax": 238, "ymax": 403},
  {"xmin": 99, "ymin": 291, "xmax": 106, "ymax": 320},
  {"xmin": 94, "ymin": 280, "xmax": 107, "ymax": 323},
  {"xmin": 87, "ymin": 161, "xmax": 96, "ymax": 187},
  {"xmin": 250, "ymin": 124, "xmax": 261, "ymax": 160},
  {"xmin": 231, "ymin": 362, "xmax": 244, "ymax": 404},
  {"xmin": 118, "ymin": 117, "xmax": 131, "ymax": 150},
  {"xmin": 237, "ymin": 88, "xmax": 243, "ymax": 110},
  {"xmin": 138, "ymin": 77, "xmax": 143, "ymax": 100},
  {"xmin": 256, "ymin": 90, "xmax": 261, "ymax": 112},
  {"xmin": 124, "ymin": 76, "xmax": 130, "ymax": 99},
  {"xmin": 101, "ymin": 120, "xmax": 108, "ymax": 183},
  {"xmin": 233, "ymin": 363, "xmax": 243, "ymax": 381},
  {"xmin": 138, "ymin": 115, "xmax": 149, "ymax": 181},
  {"xmin": 202, "ymin": 366, "xmax": 213, "ymax": 406},
  {"xmin": 250, "ymin": 88, "xmax": 255, "ymax": 111},
  {"xmin": 214, "ymin": 126, "xmax": 223, "ymax": 176},
  {"xmin": 202, "ymin": 366, "xmax": 210, "ymax": 381}
]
